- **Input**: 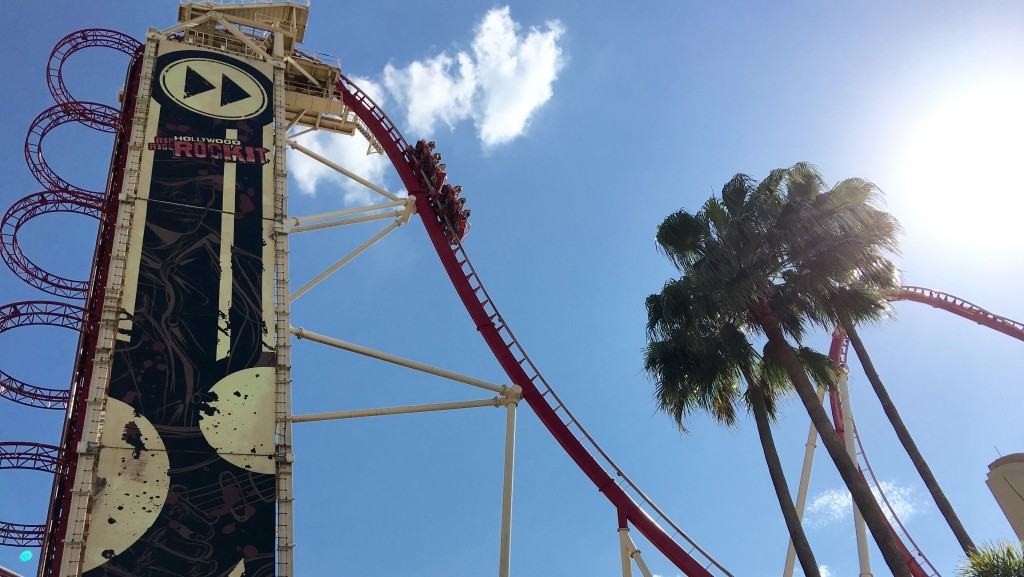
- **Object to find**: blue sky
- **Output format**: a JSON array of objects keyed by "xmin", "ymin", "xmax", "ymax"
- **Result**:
[{"xmin": 2, "ymin": 2, "xmax": 1023, "ymax": 576}]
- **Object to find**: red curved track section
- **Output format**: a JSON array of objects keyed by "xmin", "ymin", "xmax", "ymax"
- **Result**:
[
  {"xmin": 0, "ymin": 191, "xmax": 101, "ymax": 299},
  {"xmin": 338, "ymin": 75, "xmax": 730, "ymax": 577},
  {"xmin": 25, "ymin": 103, "xmax": 119, "ymax": 197},
  {"xmin": 0, "ymin": 301, "xmax": 82, "ymax": 410},
  {"xmin": 828, "ymin": 286, "xmax": 1023, "ymax": 576},
  {"xmin": 47, "ymin": 29, "xmax": 140, "ymax": 132},
  {"xmin": 0, "ymin": 442, "xmax": 60, "ymax": 548},
  {"xmin": 896, "ymin": 286, "xmax": 1024, "ymax": 342}
]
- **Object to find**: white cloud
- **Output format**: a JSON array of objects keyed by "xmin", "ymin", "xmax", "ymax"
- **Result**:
[
  {"xmin": 287, "ymin": 10, "xmax": 564, "ymax": 197},
  {"xmin": 806, "ymin": 482, "xmax": 918, "ymax": 529},
  {"xmin": 820, "ymin": 565, "xmax": 833, "ymax": 577},
  {"xmin": 286, "ymin": 78, "xmax": 397, "ymax": 204},
  {"xmin": 383, "ymin": 52, "xmax": 476, "ymax": 137},
  {"xmin": 382, "ymin": 6, "xmax": 565, "ymax": 147}
]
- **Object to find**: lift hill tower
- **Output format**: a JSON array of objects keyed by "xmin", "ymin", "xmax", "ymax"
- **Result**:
[{"xmin": 40, "ymin": 3, "xmax": 355, "ymax": 576}]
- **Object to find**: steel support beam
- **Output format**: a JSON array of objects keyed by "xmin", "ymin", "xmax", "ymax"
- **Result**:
[
  {"xmin": 290, "ymin": 209, "xmax": 403, "ymax": 234},
  {"xmin": 291, "ymin": 326, "xmax": 508, "ymax": 395},
  {"xmin": 783, "ymin": 388, "xmax": 825, "ymax": 577},
  {"xmin": 293, "ymin": 398, "xmax": 503, "ymax": 423},
  {"xmin": 498, "ymin": 388, "xmax": 520, "ymax": 577},
  {"xmin": 290, "ymin": 200, "xmax": 405, "ymax": 228},
  {"xmin": 838, "ymin": 375, "xmax": 873, "ymax": 577},
  {"xmin": 287, "ymin": 138, "xmax": 400, "ymax": 201},
  {"xmin": 619, "ymin": 527, "xmax": 654, "ymax": 577},
  {"xmin": 289, "ymin": 211, "xmax": 409, "ymax": 302}
]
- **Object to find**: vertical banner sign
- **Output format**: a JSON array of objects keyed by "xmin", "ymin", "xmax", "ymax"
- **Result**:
[{"xmin": 80, "ymin": 44, "xmax": 278, "ymax": 577}]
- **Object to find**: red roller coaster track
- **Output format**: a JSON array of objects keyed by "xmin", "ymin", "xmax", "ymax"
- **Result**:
[
  {"xmin": 0, "ymin": 191, "xmax": 101, "ymax": 300},
  {"xmin": 0, "ymin": 443, "xmax": 60, "ymax": 548},
  {"xmin": 826, "ymin": 286, "xmax": 1024, "ymax": 577},
  {"xmin": 47, "ymin": 29, "xmax": 140, "ymax": 132},
  {"xmin": 0, "ymin": 301, "xmax": 82, "ymax": 410},
  {"xmin": 339, "ymin": 73, "xmax": 1024, "ymax": 575},
  {"xmin": 0, "ymin": 27, "xmax": 139, "ymax": 570},
  {"xmin": 339, "ymin": 74, "xmax": 731, "ymax": 577}
]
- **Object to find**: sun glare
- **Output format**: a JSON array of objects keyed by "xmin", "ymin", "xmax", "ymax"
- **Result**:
[{"xmin": 901, "ymin": 80, "xmax": 1024, "ymax": 253}]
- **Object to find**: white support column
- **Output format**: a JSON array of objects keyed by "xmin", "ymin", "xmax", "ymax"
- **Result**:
[
  {"xmin": 291, "ymin": 326, "xmax": 508, "ymax": 394},
  {"xmin": 619, "ymin": 527, "xmax": 654, "ymax": 577},
  {"xmin": 838, "ymin": 374, "xmax": 873, "ymax": 577},
  {"xmin": 293, "ymin": 398, "xmax": 502, "ymax": 423},
  {"xmin": 618, "ymin": 529, "xmax": 633, "ymax": 577},
  {"xmin": 498, "ymin": 387, "xmax": 521, "ymax": 577},
  {"xmin": 783, "ymin": 388, "xmax": 826, "ymax": 577},
  {"xmin": 271, "ymin": 26, "xmax": 295, "ymax": 577}
]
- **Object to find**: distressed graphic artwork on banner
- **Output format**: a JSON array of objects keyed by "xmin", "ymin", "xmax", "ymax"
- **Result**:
[{"xmin": 82, "ymin": 45, "xmax": 279, "ymax": 577}]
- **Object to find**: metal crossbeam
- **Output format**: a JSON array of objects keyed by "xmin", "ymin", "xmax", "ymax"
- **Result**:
[
  {"xmin": 287, "ymin": 138, "xmax": 400, "ymax": 201},
  {"xmin": 293, "ymin": 397, "xmax": 504, "ymax": 423},
  {"xmin": 291, "ymin": 326, "xmax": 508, "ymax": 394}
]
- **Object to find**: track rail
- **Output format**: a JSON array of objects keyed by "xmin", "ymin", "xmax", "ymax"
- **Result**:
[
  {"xmin": 0, "ymin": 191, "xmax": 101, "ymax": 299},
  {"xmin": 25, "ymin": 103, "xmax": 118, "ymax": 197},
  {"xmin": 0, "ymin": 443, "xmax": 61, "ymax": 548},
  {"xmin": 896, "ymin": 286, "xmax": 1024, "ymax": 342},
  {"xmin": 0, "ymin": 301, "xmax": 82, "ymax": 410},
  {"xmin": 47, "ymin": 29, "xmax": 140, "ymax": 132},
  {"xmin": 338, "ymin": 75, "xmax": 730, "ymax": 577},
  {"xmin": 0, "ymin": 443, "xmax": 60, "ymax": 474},
  {"xmin": 828, "ymin": 285, "xmax": 1023, "ymax": 575}
]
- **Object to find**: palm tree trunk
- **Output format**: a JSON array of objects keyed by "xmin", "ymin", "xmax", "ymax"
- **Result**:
[
  {"xmin": 844, "ymin": 324, "xmax": 976, "ymax": 553},
  {"xmin": 746, "ymin": 383, "xmax": 820, "ymax": 577},
  {"xmin": 758, "ymin": 314, "xmax": 912, "ymax": 577}
]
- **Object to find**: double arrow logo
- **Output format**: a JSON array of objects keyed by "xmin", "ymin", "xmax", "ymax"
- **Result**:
[
  {"xmin": 183, "ymin": 65, "xmax": 252, "ymax": 106},
  {"xmin": 159, "ymin": 57, "xmax": 268, "ymax": 120}
]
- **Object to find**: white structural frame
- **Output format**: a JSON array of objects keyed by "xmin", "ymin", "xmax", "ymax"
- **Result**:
[
  {"xmin": 783, "ymin": 379, "xmax": 874, "ymax": 577},
  {"xmin": 284, "ymin": 130, "xmax": 522, "ymax": 577},
  {"xmin": 782, "ymin": 389, "xmax": 825, "ymax": 577},
  {"xmin": 618, "ymin": 526, "xmax": 654, "ymax": 577}
]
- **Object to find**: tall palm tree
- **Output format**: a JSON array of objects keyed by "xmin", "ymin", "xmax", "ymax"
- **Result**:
[
  {"xmin": 652, "ymin": 165, "xmax": 913, "ymax": 577},
  {"xmin": 843, "ymin": 324, "xmax": 976, "ymax": 552},
  {"xmin": 645, "ymin": 273, "xmax": 838, "ymax": 577}
]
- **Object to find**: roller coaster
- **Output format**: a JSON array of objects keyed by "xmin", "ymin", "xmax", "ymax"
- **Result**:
[{"xmin": 0, "ymin": 16, "xmax": 1021, "ymax": 577}]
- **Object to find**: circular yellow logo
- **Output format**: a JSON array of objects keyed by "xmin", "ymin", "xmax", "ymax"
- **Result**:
[{"xmin": 159, "ymin": 58, "xmax": 268, "ymax": 120}]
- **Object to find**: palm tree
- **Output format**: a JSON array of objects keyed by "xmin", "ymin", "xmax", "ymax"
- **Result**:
[
  {"xmin": 844, "ymin": 324, "xmax": 976, "ymax": 553},
  {"xmin": 645, "ymin": 273, "xmax": 838, "ymax": 577},
  {"xmin": 651, "ymin": 165, "xmax": 913, "ymax": 576},
  {"xmin": 959, "ymin": 543, "xmax": 1024, "ymax": 577}
]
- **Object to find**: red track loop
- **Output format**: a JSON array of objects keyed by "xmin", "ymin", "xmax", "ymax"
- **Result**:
[
  {"xmin": 0, "ymin": 521, "xmax": 43, "ymax": 548},
  {"xmin": 0, "ymin": 443, "xmax": 61, "ymax": 473},
  {"xmin": 0, "ymin": 301, "xmax": 83, "ymax": 410},
  {"xmin": 0, "ymin": 443, "xmax": 60, "ymax": 548},
  {"xmin": 338, "ymin": 75, "xmax": 730, "ymax": 577},
  {"xmin": 47, "ymin": 29, "xmax": 139, "ymax": 131},
  {"xmin": 1, "ymin": 191, "xmax": 101, "ymax": 299},
  {"xmin": 25, "ymin": 103, "xmax": 119, "ymax": 196},
  {"xmin": 826, "ymin": 285, "xmax": 1024, "ymax": 577}
]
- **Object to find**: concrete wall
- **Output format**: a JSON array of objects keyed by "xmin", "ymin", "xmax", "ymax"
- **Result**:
[{"xmin": 987, "ymin": 453, "xmax": 1024, "ymax": 542}]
